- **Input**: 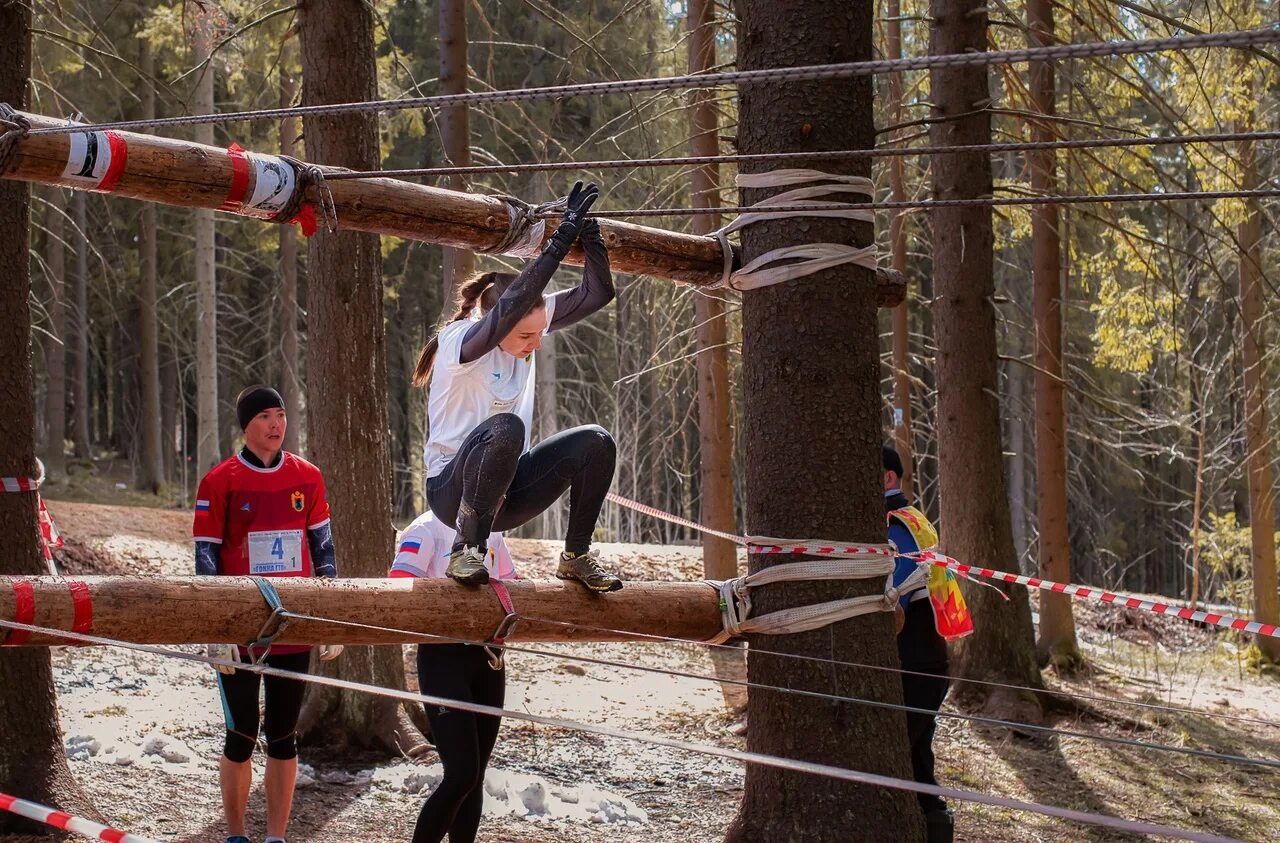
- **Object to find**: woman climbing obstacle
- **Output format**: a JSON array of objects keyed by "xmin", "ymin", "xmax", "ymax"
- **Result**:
[
  {"xmin": 413, "ymin": 180, "xmax": 622, "ymax": 594},
  {"xmin": 402, "ymin": 181, "xmax": 620, "ymax": 843}
]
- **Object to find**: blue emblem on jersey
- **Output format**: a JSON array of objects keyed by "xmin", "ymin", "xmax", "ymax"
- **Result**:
[{"xmin": 241, "ymin": 502, "xmax": 252, "ymax": 512}]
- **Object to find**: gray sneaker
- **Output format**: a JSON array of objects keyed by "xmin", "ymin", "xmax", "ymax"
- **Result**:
[
  {"xmin": 446, "ymin": 546, "xmax": 489, "ymax": 585},
  {"xmin": 556, "ymin": 549, "xmax": 623, "ymax": 593}
]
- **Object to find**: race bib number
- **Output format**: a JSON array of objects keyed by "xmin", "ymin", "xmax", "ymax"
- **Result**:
[{"xmin": 248, "ymin": 529, "xmax": 304, "ymax": 574}]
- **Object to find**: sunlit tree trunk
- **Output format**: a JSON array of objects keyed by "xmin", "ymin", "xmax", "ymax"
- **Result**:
[
  {"xmin": 438, "ymin": 0, "xmax": 474, "ymax": 310},
  {"xmin": 191, "ymin": 8, "xmax": 220, "ymax": 472},
  {"xmin": 279, "ymin": 57, "xmax": 303, "ymax": 454},
  {"xmin": 138, "ymin": 42, "xmax": 165, "ymax": 493},
  {"xmin": 41, "ymin": 185, "xmax": 67, "ymax": 478}
]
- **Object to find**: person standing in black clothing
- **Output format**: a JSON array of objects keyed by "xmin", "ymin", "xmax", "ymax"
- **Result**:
[{"xmin": 884, "ymin": 444, "xmax": 958, "ymax": 843}]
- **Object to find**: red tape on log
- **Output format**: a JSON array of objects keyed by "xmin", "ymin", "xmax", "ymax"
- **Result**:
[
  {"xmin": 68, "ymin": 579, "xmax": 93, "ymax": 642},
  {"xmin": 5, "ymin": 580, "xmax": 35, "ymax": 645}
]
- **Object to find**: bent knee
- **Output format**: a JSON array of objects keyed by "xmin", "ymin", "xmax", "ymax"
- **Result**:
[
  {"xmin": 581, "ymin": 424, "xmax": 615, "ymax": 458},
  {"xmin": 485, "ymin": 413, "xmax": 526, "ymax": 450}
]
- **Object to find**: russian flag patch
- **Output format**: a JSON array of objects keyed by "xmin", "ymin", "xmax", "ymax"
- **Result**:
[
  {"xmin": 399, "ymin": 539, "xmax": 422, "ymax": 555},
  {"xmin": 195, "ymin": 500, "xmax": 211, "ymax": 512}
]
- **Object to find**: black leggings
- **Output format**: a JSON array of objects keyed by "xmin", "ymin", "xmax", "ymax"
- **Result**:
[
  {"xmin": 898, "ymin": 599, "xmax": 951, "ymax": 815},
  {"xmin": 412, "ymin": 644, "xmax": 505, "ymax": 843},
  {"xmin": 427, "ymin": 414, "xmax": 616, "ymax": 555},
  {"xmin": 216, "ymin": 650, "xmax": 311, "ymax": 763}
]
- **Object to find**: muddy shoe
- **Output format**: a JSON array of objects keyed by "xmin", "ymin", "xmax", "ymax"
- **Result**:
[
  {"xmin": 556, "ymin": 549, "xmax": 623, "ymax": 593},
  {"xmin": 446, "ymin": 546, "xmax": 490, "ymax": 585}
]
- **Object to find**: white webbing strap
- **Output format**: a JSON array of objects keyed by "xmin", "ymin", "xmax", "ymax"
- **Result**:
[
  {"xmin": 707, "ymin": 545, "xmax": 899, "ymax": 645},
  {"xmin": 711, "ymin": 168, "xmax": 878, "ymax": 291}
]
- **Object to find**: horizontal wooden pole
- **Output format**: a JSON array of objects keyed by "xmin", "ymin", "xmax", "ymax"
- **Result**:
[
  {"xmin": 0, "ymin": 575, "xmax": 722, "ymax": 647},
  {"xmin": 3, "ymin": 112, "xmax": 904, "ymax": 303}
]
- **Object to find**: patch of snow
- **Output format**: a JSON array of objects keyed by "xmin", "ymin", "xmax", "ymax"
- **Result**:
[
  {"xmin": 373, "ymin": 763, "xmax": 647, "ymax": 826},
  {"xmin": 65, "ymin": 734, "xmax": 101, "ymax": 761}
]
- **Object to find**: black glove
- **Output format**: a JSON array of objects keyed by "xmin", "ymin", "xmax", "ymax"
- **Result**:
[
  {"xmin": 545, "ymin": 181, "xmax": 600, "ymax": 256},
  {"xmin": 579, "ymin": 216, "xmax": 603, "ymax": 245}
]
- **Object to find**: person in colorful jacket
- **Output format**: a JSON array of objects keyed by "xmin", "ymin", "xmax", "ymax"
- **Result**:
[
  {"xmin": 193, "ymin": 385, "xmax": 342, "ymax": 843},
  {"xmin": 884, "ymin": 444, "xmax": 971, "ymax": 843}
]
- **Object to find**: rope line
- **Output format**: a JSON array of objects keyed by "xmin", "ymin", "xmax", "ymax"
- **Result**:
[
  {"xmin": 508, "ymin": 612, "xmax": 1280, "ymax": 730},
  {"xmin": 0, "ymin": 616, "xmax": 1247, "ymax": 843},
  {"xmin": 272, "ymin": 608, "xmax": 1280, "ymax": 771},
  {"xmin": 24, "ymin": 28, "xmax": 1280, "ymax": 137},
  {"xmin": 324, "ymin": 129, "xmax": 1280, "ymax": 181},
  {"xmin": 566, "ymin": 188, "xmax": 1280, "ymax": 219}
]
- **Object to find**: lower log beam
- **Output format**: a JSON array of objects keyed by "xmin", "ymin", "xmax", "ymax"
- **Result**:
[{"xmin": 0, "ymin": 576, "xmax": 722, "ymax": 647}]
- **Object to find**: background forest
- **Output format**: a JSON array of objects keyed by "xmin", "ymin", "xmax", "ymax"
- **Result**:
[{"xmin": 23, "ymin": 0, "xmax": 1280, "ymax": 614}]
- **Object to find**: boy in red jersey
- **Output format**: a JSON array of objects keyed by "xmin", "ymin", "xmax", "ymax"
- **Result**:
[{"xmin": 193, "ymin": 385, "xmax": 341, "ymax": 843}]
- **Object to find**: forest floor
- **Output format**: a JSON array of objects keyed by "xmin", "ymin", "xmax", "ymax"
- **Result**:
[{"xmin": 11, "ymin": 478, "xmax": 1280, "ymax": 842}]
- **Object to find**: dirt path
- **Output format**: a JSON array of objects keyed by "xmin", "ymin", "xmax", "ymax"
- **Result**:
[{"xmin": 23, "ymin": 501, "xmax": 1280, "ymax": 842}]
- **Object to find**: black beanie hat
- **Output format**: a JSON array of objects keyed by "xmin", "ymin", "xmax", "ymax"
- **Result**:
[
  {"xmin": 882, "ymin": 444, "xmax": 904, "ymax": 478},
  {"xmin": 236, "ymin": 385, "xmax": 285, "ymax": 430}
]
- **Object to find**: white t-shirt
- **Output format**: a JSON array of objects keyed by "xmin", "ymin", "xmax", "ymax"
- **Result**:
[
  {"xmin": 390, "ymin": 510, "xmax": 516, "ymax": 580},
  {"xmin": 423, "ymin": 295, "xmax": 557, "ymax": 478}
]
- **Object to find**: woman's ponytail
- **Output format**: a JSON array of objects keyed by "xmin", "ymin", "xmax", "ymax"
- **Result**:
[{"xmin": 411, "ymin": 272, "xmax": 514, "ymax": 387}]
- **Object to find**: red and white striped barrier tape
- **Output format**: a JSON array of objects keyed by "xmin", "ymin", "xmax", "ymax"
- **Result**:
[
  {"xmin": 1, "ymin": 457, "xmax": 45, "ymax": 492},
  {"xmin": 606, "ymin": 492, "xmax": 745, "ymax": 544},
  {"xmin": 605, "ymin": 491, "xmax": 1280, "ymax": 640},
  {"xmin": 1, "ymin": 475, "xmax": 41, "ymax": 492},
  {"xmin": 917, "ymin": 551, "xmax": 1280, "ymax": 640},
  {"xmin": 0, "ymin": 792, "xmax": 158, "ymax": 843}
]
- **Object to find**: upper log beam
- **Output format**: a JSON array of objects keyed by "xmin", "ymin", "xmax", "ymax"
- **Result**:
[
  {"xmin": 0, "ymin": 575, "xmax": 722, "ymax": 647},
  {"xmin": 3, "ymin": 112, "xmax": 904, "ymax": 303}
]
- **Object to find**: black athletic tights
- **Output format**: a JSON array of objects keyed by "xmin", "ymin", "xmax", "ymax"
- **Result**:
[
  {"xmin": 899, "ymin": 599, "xmax": 951, "ymax": 816},
  {"xmin": 427, "ymin": 413, "xmax": 616, "ymax": 554},
  {"xmin": 412, "ymin": 644, "xmax": 505, "ymax": 843}
]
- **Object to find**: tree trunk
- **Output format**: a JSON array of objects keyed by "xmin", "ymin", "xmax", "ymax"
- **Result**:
[
  {"xmin": 929, "ymin": 0, "xmax": 1045, "ymax": 717},
  {"xmin": 726, "ymin": 3, "xmax": 924, "ymax": 840},
  {"xmin": 887, "ymin": 0, "xmax": 914, "ymax": 498},
  {"xmin": 688, "ymin": 0, "xmax": 745, "ymax": 710},
  {"xmin": 0, "ymin": 2, "xmax": 98, "ymax": 827},
  {"xmin": 1027, "ymin": 0, "xmax": 1080, "ymax": 671},
  {"xmin": 1237, "ymin": 124, "xmax": 1280, "ymax": 664},
  {"xmin": 137, "ymin": 43, "xmax": 164, "ymax": 494},
  {"xmin": 297, "ymin": 0, "xmax": 419, "ymax": 753},
  {"xmin": 191, "ymin": 10, "xmax": 220, "ymax": 473},
  {"xmin": 41, "ymin": 185, "xmax": 68, "ymax": 479},
  {"xmin": 438, "ymin": 0, "xmax": 474, "ymax": 309},
  {"xmin": 71, "ymin": 190, "xmax": 91, "ymax": 460},
  {"xmin": 161, "ymin": 350, "xmax": 178, "ymax": 484},
  {"xmin": 279, "ymin": 60, "xmax": 303, "ymax": 455},
  {"xmin": 1007, "ymin": 360, "xmax": 1029, "ymax": 572}
]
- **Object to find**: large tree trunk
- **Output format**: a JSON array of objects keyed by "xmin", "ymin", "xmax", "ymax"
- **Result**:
[
  {"xmin": 1027, "ymin": 0, "xmax": 1080, "ymax": 670},
  {"xmin": 191, "ymin": 10, "xmax": 220, "ymax": 473},
  {"xmin": 42, "ymin": 186, "xmax": 67, "ymax": 479},
  {"xmin": 279, "ymin": 59, "xmax": 303, "ymax": 455},
  {"xmin": 887, "ymin": 0, "xmax": 914, "ymax": 497},
  {"xmin": 137, "ymin": 43, "xmax": 164, "ymax": 494},
  {"xmin": 0, "ymin": 1, "xmax": 98, "ymax": 827},
  {"xmin": 726, "ymin": 3, "xmax": 924, "ymax": 840},
  {"xmin": 70, "ymin": 190, "xmax": 91, "ymax": 460},
  {"xmin": 688, "ymin": 0, "xmax": 744, "ymax": 710},
  {"xmin": 929, "ymin": 0, "xmax": 1045, "ymax": 717},
  {"xmin": 297, "ymin": 0, "xmax": 420, "ymax": 754},
  {"xmin": 438, "ymin": 0, "xmax": 474, "ymax": 309},
  {"xmin": 1237, "ymin": 122, "xmax": 1280, "ymax": 664}
]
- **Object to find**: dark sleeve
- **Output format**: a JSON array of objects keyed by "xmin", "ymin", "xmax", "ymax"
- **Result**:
[
  {"xmin": 547, "ymin": 231, "xmax": 615, "ymax": 333},
  {"xmin": 195, "ymin": 540, "xmax": 221, "ymax": 576},
  {"xmin": 458, "ymin": 248, "xmax": 566, "ymax": 365},
  {"xmin": 308, "ymin": 522, "xmax": 337, "ymax": 578},
  {"xmin": 889, "ymin": 522, "xmax": 922, "ymax": 610}
]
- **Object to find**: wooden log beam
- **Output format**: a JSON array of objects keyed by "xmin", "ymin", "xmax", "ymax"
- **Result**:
[
  {"xmin": 0, "ymin": 575, "xmax": 722, "ymax": 647},
  {"xmin": 2, "ymin": 111, "xmax": 904, "ymax": 304}
]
